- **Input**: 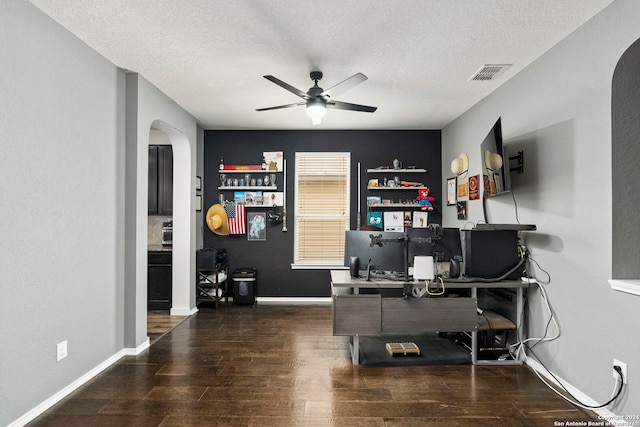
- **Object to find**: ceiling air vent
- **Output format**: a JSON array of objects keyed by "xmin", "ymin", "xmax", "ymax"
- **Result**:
[{"xmin": 469, "ymin": 64, "xmax": 511, "ymax": 81}]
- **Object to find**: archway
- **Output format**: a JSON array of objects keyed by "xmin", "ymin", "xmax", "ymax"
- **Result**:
[
  {"xmin": 611, "ymin": 38, "xmax": 640, "ymax": 281},
  {"xmin": 150, "ymin": 120, "xmax": 194, "ymax": 316}
]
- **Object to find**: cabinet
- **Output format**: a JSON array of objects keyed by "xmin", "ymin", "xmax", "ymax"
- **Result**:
[
  {"xmin": 148, "ymin": 146, "xmax": 173, "ymax": 215},
  {"xmin": 148, "ymin": 251, "xmax": 172, "ymax": 310}
]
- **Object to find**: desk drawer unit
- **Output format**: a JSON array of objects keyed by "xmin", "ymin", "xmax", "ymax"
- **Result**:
[
  {"xmin": 381, "ymin": 297, "xmax": 477, "ymax": 334},
  {"xmin": 333, "ymin": 294, "xmax": 381, "ymax": 336}
]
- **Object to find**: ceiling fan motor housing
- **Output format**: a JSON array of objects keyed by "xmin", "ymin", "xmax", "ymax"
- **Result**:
[{"xmin": 310, "ymin": 71, "xmax": 323, "ymax": 81}]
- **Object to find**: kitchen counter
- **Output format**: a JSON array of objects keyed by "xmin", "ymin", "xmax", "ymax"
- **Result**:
[{"xmin": 148, "ymin": 245, "xmax": 172, "ymax": 252}]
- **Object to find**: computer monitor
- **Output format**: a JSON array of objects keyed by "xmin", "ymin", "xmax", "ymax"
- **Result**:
[
  {"xmin": 406, "ymin": 227, "xmax": 462, "ymax": 262},
  {"xmin": 344, "ymin": 230, "xmax": 406, "ymax": 276}
]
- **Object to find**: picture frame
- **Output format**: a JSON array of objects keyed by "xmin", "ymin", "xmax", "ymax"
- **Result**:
[
  {"xmin": 247, "ymin": 212, "xmax": 267, "ymax": 241},
  {"xmin": 403, "ymin": 211, "xmax": 413, "ymax": 228},
  {"xmin": 367, "ymin": 196, "xmax": 382, "ymax": 206},
  {"xmin": 413, "ymin": 211, "xmax": 429, "ymax": 228},
  {"xmin": 457, "ymin": 201, "xmax": 468, "ymax": 220},
  {"xmin": 263, "ymin": 191, "xmax": 284, "ymax": 206},
  {"xmin": 196, "ymin": 176, "xmax": 202, "ymax": 191},
  {"xmin": 263, "ymin": 151, "xmax": 284, "ymax": 171},
  {"xmin": 468, "ymin": 175, "xmax": 480, "ymax": 200},
  {"xmin": 383, "ymin": 211, "xmax": 404, "ymax": 232},
  {"xmin": 195, "ymin": 195, "xmax": 202, "ymax": 211},
  {"xmin": 458, "ymin": 181, "xmax": 468, "ymax": 198},
  {"xmin": 447, "ymin": 177, "xmax": 457, "ymax": 206}
]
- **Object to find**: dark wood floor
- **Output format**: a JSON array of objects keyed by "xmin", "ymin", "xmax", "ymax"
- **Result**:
[
  {"xmin": 29, "ymin": 304, "xmax": 599, "ymax": 426},
  {"xmin": 147, "ymin": 310, "xmax": 188, "ymax": 345}
]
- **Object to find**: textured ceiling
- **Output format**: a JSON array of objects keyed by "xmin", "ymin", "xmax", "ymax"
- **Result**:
[{"xmin": 27, "ymin": 0, "xmax": 615, "ymax": 130}]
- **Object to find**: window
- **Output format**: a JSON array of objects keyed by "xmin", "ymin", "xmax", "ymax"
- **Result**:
[{"xmin": 293, "ymin": 152, "xmax": 350, "ymax": 268}]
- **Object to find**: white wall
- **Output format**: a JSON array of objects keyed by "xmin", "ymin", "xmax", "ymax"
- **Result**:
[
  {"xmin": 0, "ymin": 1, "xmax": 125, "ymax": 424},
  {"xmin": 128, "ymin": 74, "xmax": 198, "ymax": 333},
  {"xmin": 0, "ymin": 1, "xmax": 199, "ymax": 425},
  {"xmin": 442, "ymin": 0, "xmax": 639, "ymax": 416}
]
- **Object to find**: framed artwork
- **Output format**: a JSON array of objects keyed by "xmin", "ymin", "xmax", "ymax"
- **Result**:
[
  {"xmin": 196, "ymin": 176, "xmax": 202, "ymax": 191},
  {"xmin": 413, "ymin": 211, "xmax": 429, "ymax": 228},
  {"xmin": 447, "ymin": 177, "xmax": 457, "ymax": 206},
  {"xmin": 457, "ymin": 201, "xmax": 468, "ymax": 220},
  {"xmin": 367, "ymin": 211, "xmax": 383, "ymax": 228},
  {"xmin": 403, "ymin": 211, "xmax": 412, "ymax": 228},
  {"xmin": 263, "ymin": 191, "xmax": 284, "ymax": 206},
  {"xmin": 383, "ymin": 211, "xmax": 404, "ymax": 232},
  {"xmin": 263, "ymin": 151, "xmax": 284, "ymax": 171},
  {"xmin": 195, "ymin": 195, "xmax": 202, "ymax": 211},
  {"xmin": 367, "ymin": 196, "xmax": 382, "ymax": 206},
  {"xmin": 247, "ymin": 212, "xmax": 267, "ymax": 241},
  {"xmin": 458, "ymin": 181, "xmax": 468, "ymax": 198},
  {"xmin": 469, "ymin": 175, "xmax": 480, "ymax": 200}
]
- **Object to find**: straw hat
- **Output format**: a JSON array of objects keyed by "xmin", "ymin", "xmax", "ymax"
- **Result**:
[
  {"xmin": 206, "ymin": 204, "xmax": 229, "ymax": 235},
  {"xmin": 450, "ymin": 153, "xmax": 469, "ymax": 179},
  {"xmin": 484, "ymin": 150, "xmax": 503, "ymax": 175}
]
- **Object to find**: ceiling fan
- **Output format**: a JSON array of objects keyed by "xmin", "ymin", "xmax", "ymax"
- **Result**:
[{"xmin": 256, "ymin": 71, "xmax": 377, "ymax": 125}]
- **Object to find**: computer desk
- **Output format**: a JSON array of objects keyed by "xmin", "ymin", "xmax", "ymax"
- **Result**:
[{"xmin": 330, "ymin": 270, "xmax": 529, "ymax": 365}]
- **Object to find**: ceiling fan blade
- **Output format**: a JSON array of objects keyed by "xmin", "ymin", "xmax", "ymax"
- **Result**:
[
  {"xmin": 263, "ymin": 75, "xmax": 310, "ymax": 99},
  {"xmin": 327, "ymin": 100, "xmax": 377, "ymax": 113},
  {"xmin": 256, "ymin": 102, "xmax": 305, "ymax": 112},
  {"xmin": 321, "ymin": 72, "xmax": 368, "ymax": 98}
]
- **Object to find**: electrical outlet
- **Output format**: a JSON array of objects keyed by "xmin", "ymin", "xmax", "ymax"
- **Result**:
[
  {"xmin": 613, "ymin": 359, "xmax": 628, "ymax": 384},
  {"xmin": 57, "ymin": 340, "xmax": 68, "ymax": 362}
]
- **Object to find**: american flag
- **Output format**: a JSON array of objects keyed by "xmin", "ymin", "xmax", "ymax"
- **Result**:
[{"xmin": 224, "ymin": 203, "xmax": 246, "ymax": 234}]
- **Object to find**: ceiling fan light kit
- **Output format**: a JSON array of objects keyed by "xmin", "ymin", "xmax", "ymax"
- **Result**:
[
  {"xmin": 257, "ymin": 71, "xmax": 377, "ymax": 125},
  {"xmin": 306, "ymin": 97, "xmax": 326, "ymax": 125}
]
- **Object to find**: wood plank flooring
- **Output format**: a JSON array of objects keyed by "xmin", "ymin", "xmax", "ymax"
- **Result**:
[
  {"xmin": 29, "ymin": 304, "xmax": 600, "ymax": 426},
  {"xmin": 147, "ymin": 310, "xmax": 188, "ymax": 345}
]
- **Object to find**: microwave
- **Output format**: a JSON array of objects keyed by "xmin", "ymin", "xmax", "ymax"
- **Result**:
[{"xmin": 161, "ymin": 220, "xmax": 173, "ymax": 246}]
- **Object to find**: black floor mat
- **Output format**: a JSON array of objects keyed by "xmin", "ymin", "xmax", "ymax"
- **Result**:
[{"xmin": 358, "ymin": 333, "xmax": 471, "ymax": 367}]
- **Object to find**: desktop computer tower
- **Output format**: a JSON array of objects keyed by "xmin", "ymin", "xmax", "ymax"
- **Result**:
[{"xmin": 460, "ymin": 229, "xmax": 522, "ymax": 280}]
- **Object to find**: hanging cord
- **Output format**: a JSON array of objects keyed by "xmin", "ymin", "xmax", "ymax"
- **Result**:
[
  {"xmin": 521, "ymin": 345, "xmax": 625, "ymax": 410},
  {"xmin": 509, "ymin": 273, "xmax": 625, "ymax": 409},
  {"xmin": 511, "ymin": 189, "xmax": 521, "ymax": 224},
  {"xmin": 425, "ymin": 276, "xmax": 445, "ymax": 296}
]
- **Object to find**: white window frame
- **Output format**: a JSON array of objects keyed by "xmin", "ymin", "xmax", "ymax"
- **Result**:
[{"xmin": 292, "ymin": 152, "xmax": 350, "ymax": 269}]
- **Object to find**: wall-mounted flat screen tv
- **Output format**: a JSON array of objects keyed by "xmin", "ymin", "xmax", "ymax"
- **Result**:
[{"xmin": 480, "ymin": 117, "xmax": 511, "ymax": 197}]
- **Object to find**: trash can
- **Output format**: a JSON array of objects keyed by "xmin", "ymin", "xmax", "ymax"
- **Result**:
[{"xmin": 232, "ymin": 268, "xmax": 257, "ymax": 305}]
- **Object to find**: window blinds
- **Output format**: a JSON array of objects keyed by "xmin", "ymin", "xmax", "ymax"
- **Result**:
[{"xmin": 294, "ymin": 153, "xmax": 350, "ymax": 266}]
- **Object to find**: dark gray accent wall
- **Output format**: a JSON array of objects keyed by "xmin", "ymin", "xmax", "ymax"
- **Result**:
[
  {"xmin": 612, "ymin": 38, "xmax": 640, "ymax": 279},
  {"xmin": 204, "ymin": 130, "xmax": 441, "ymax": 297}
]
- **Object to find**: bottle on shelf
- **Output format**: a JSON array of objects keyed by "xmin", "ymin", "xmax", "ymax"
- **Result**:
[
  {"xmin": 261, "ymin": 156, "xmax": 267, "ymax": 170},
  {"xmin": 219, "ymin": 156, "xmax": 224, "ymax": 171}
]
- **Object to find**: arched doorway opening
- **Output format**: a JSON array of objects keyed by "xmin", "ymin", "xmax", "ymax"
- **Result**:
[{"xmin": 149, "ymin": 120, "xmax": 194, "ymax": 317}]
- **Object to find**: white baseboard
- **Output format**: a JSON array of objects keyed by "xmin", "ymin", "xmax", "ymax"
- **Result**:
[
  {"xmin": 525, "ymin": 358, "xmax": 622, "ymax": 424},
  {"xmin": 8, "ymin": 340, "xmax": 149, "ymax": 427},
  {"xmin": 171, "ymin": 306, "xmax": 198, "ymax": 316}
]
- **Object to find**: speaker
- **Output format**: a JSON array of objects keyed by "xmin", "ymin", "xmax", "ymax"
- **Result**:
[
  {"xmin": 449, "ymin": 259, "xmax": 460, "ymax": 278},
  {"xmin": 349, "ymin": 256, "xmax": 359, "ymax": 278}
]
